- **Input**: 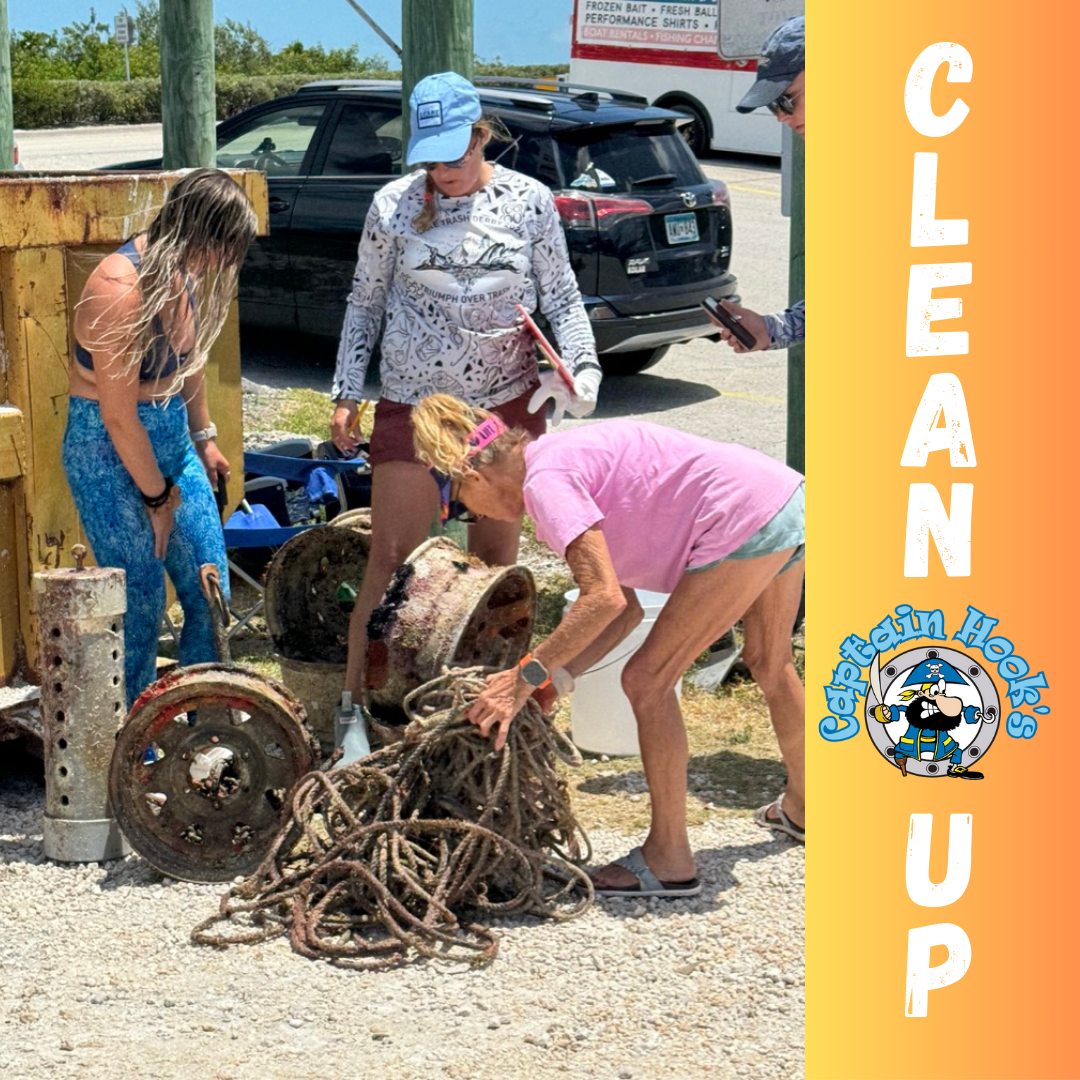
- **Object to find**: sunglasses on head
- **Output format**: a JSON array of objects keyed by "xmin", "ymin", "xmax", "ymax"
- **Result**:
[{"xmin": 767, "ymin": 92, "xmax": 798, "ymax": 118}]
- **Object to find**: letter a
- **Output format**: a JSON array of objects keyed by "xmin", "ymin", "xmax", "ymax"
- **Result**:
[
  {"xmin": 905, "ymin": 923, "xmax": 971, "ymax": 1017},
  {"xmin": 906, "ymin": 814, "xmax": 972, "ymax": 907},
  {"xmin": 900, "ymin": 374, "xmax": 977, "ymax": 467},
  {"xmin": 904, "ymin": 483, "xmax": 972, "ymax": 576}
]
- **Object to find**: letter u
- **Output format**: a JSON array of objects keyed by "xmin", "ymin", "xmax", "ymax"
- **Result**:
[{"xmin": 906, "ymin": 813, "xmax": 972, "ymax": 907}]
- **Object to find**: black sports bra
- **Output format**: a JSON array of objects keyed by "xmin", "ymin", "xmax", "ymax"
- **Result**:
[{"xmin": 73, "ymin": 237, "xmax": 195, "ymax": 382}]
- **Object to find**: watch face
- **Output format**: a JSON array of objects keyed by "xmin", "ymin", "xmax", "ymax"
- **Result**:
[{"xmin": 522, "ymin": 659, "xmax": 548, "ymax": 687}]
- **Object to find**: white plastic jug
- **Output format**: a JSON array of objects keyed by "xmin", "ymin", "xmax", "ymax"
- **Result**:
[{"xmin": 562, "ymin": 589, "xmax": 681, "ymax": 757}]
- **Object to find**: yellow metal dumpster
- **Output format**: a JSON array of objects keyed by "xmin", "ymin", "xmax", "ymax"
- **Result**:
[{"xmin": 0, "ymin": 171, "xmax": 268, "ymax": 690}]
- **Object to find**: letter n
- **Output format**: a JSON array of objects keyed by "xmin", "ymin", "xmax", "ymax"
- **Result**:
[{"xmin": 904, "ymin": 483, "xmax": 972, "ymax": 576}]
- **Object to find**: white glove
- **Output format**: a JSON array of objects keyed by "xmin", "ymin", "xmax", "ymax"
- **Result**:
[
  {"xmin": 566, "ymin": 367, "xmax": 601, "ymax": 419},
  {"xmin": 528, "ymin": 370, "xmax": 575, "ymax": 426},
  {"xmin": 551, "ymin": 667, "xmax": 576, "ymax": 697}
]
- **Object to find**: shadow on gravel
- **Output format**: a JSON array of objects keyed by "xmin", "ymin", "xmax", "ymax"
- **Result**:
[
  {"xmin": 575, "ymin": 749, "xmax": 787, "ymax": 813},
  {"xmin": 592, "ymin": 374, "xmax": 719, "ymax": 417},
  {"xmin": 594, "ymin": 838, "xmax": 796, "ymax": 919}
]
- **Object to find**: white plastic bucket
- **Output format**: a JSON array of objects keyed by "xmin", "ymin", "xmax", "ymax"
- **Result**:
[{"xmin": 562, "ymin": 588, "xmax": 681, "ymax": 757}]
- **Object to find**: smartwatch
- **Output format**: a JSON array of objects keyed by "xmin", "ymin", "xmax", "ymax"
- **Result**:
[{"xmin": 518, "ymin": 653, "xmax": 551, "ymax": 689}]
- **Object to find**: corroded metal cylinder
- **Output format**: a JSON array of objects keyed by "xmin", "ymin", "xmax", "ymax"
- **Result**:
[
  {"xmin": 366, "ymin": 537, "xmax": 536, "ymax": 708},
  {"xmin": 31, "ymin": 555, "xmax": 130, "ymax": 862},
  {"xmin": 265, "ymin": 517, "xmax": 372, "ymax": 665}
]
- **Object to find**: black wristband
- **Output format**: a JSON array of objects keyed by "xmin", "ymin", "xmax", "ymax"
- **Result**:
[
  {"xmin": 142, "ymin": 477, "xmax": 175, "ymax": 509},
  {"xmin": 572, "ymin": 361, "xmax": 603, "ymax": 376}
]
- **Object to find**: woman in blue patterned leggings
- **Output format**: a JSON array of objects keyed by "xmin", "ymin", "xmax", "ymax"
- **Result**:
[{"xmin": 63, "ymin": 169, "xmax": 257, "ymax": 706}]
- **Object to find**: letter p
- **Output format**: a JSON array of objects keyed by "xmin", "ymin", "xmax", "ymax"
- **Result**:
[{"xmin": 905, "ymin": 923, "xmax": 971, "ymax": 1017}]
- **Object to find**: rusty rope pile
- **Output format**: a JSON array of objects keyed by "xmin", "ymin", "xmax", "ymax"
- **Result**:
[{"xmin": 192, "ymin": 669, "xmax": 593, "ymax": 969}]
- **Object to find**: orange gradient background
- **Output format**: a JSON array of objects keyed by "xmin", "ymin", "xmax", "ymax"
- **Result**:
[{"xmin": 807, "ymin": 4, "xmax": 1078, "ymax": 1078}]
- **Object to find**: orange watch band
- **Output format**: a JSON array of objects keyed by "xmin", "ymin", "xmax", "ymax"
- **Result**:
[{"xmin": 518, "ymin": 652, "xmax": 552, "ymax": 690}]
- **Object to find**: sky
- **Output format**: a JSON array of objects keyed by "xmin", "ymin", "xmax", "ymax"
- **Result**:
[{"xmin": 8, "ymin": 1, "xmax": 576, "ymax": 65}]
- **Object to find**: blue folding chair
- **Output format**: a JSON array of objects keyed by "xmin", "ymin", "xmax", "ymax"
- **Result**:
[{"xmin": 220, "ymin": 446, "xmax": 371, "ymax": 640}]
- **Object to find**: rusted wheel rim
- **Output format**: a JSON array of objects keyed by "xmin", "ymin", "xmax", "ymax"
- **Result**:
[
  {"xmin": 264, "ymin": 524, "xmax": 371, "ymax": 663},
  {"xmin": 109, "ymin": 664, "xmax": 316, "ymax": 883}
]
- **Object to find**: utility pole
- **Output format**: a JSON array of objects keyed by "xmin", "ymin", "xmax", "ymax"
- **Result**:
[
  {"xmin": 400, "ymin": 0, "xmax": 474, "ymax": 168},
  {"xmin": 160, "ymin": 0, "xmax": 216, "ymax": 169},
  {"xmin": 786, "ymin": 134, "xmax": 804, "ymax": 475},
  {"xmin": 0, "ymin": 0, "xmax": 12, "ymax": 171}
]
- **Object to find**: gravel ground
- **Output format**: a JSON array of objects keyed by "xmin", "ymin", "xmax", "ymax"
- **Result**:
[
  {"xmin": 0, "ymin": 376, "xmax": 804, "ymax": 1077},
  {"xmin": 0, "ymin": 767, "xmax": 803, "ymax": 1080}
]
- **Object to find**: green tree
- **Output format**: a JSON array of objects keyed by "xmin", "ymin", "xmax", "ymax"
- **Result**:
[
  {"xmin": 215, "ymin": 18, "xmax": 273, "ymax": 75},
  {"xmin": 133, "ymin": 0, "xmax": 159, "ymax": 48}
]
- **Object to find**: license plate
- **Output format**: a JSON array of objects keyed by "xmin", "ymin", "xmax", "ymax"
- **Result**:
[{"xmin": 664, "ymin": 212, "xmax": 699, "ymax": 245}]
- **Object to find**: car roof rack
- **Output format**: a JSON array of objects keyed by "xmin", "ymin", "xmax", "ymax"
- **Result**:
[
  {"xmin": 473, "ymin": 76, "xmax": 648, "ymax": 107},
  {"xmin": 294, "ymin": 77, "xmax": 650, "ymax": 113},
  {"xmin": 298, "ymin": 79, "xmax": 400, "ymax": 92}
]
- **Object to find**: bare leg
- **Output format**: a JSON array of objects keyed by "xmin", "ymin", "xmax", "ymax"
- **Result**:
[
  {"xmin": 591, "ymin": 549, "xmax": 798, "ymax": 890},
  {"xmin": 741, "ymin": 560, "xmax": 805, "ymax": 829},
  {"xmin": 467, "ymin": 515, "xmax": 523, "ymax": 567},
  {"xmin": 343, "ymin": 462, "xmax": 438, "ymax": 700}
]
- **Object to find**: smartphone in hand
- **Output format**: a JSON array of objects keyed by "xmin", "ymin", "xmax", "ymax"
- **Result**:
[{"xmin": 701, "ymin": 296, "xmax": 758, "ymax": 350}]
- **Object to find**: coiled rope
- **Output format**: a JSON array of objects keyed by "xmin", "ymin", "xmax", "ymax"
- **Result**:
[{"xmin": 192, "ymin": 669, "xmax": 593, "ymax": 969}]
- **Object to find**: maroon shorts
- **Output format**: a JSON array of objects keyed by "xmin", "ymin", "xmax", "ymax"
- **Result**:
[{"xmin": 367, "ymin": 384, "xmax": 546, "ymax": 468}]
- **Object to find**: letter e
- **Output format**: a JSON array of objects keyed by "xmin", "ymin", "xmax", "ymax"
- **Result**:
[{"xmin": 907, "ymin": 264, "xmax": 971, "ymax": 356}]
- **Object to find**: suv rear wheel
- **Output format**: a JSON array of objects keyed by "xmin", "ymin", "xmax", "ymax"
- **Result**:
[
  {"xmin": 599, "ymin": 345, "xmax": 670, "ymax": 377},
  {"xmin": 668, "ymin": 102, "xmax": 709, "ymax": 158}
]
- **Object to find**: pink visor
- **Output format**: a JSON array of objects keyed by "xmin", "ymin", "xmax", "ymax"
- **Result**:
[{"xmin": 466, "ymin": 415, "xmax": 507, "ymax": 457}]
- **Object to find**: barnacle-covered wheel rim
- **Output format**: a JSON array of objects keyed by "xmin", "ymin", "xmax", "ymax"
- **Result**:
[{"xmin": 109, "ymin": 664, "xmax": 317, "ymax": 882}]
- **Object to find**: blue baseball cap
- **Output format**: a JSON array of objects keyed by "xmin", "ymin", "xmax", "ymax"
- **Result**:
[
  {"xmin": 736, "ymin": 16, "xmax": 805, "ymax": 114},
  {"xmin": 405, "ymin": 72, "xmax": 482, "ymax": 166}
]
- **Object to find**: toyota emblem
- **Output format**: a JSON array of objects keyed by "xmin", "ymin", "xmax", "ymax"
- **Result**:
[{"xmin": 681, "ymin": 192, "xmax": 697, "ymax": 208}]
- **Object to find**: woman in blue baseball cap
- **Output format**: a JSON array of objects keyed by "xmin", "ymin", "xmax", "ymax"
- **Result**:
[{"xmin": 328, "ymin": 71, "xmax": 600, "ymax": 703}]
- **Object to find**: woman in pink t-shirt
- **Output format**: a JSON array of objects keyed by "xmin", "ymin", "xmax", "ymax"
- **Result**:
[{"xmin": 411, "ymin": 394, "xmax": 806, "ymax": 898}]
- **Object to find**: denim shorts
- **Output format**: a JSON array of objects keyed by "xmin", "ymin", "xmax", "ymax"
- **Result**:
[{"xmin": 688, "ymin": 482, "xmax": 805, "ymax": 577}]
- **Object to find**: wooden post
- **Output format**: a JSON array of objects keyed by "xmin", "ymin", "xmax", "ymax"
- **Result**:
[
  {"xmin": 786, "ymin": 134, "xmax": 805, "ymax": 475},
  {"xmin": 160, "ymin": 0, "xmax": 216, "ymax": 169},
  {"xmin": 400, "ymin": 0, "xmax": 474, "ymax": 169},
  {"xmin": 0, "ymin": 0, "xmax": 13, "ymax": 171}
]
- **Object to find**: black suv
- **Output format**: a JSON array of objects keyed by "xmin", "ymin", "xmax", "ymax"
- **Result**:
[{"xmin": 110, "ymin": 79, "xmax": 737, "ymax": 375}]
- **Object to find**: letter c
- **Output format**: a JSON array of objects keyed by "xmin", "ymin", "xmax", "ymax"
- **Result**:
[{"xmin": 905, "ymin": 43, "xmax": 972, "ymax": 137}]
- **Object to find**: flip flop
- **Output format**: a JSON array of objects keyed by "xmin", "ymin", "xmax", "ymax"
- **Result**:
[
  {"xmin": 755, "ymin": 796, "xmax": 805, "ymax": 844},
  {"xmin": 591, "ymin": 846, "xmax": 702, "ymax": 898}
]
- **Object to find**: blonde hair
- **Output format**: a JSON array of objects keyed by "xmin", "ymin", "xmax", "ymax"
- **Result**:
[
  {"xmin": 81, "ymin": 168, "xmax": 258, "ymax": 395},
  {"xmin": 411, "ymin": 394, "xmax": 531, "ymax": 475},
  {"xmin": 412, "ymin": 116, "xmax": 509, "ymax": 234}
]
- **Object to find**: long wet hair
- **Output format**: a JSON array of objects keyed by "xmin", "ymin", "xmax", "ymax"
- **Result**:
[
  {"xmin": 84, "ymin": 168, "xmax": 258, "ymax": 395},
  {"xmin": 411, "ymin": 393, "xmax": 531, "ymax": 475},
  {"xmin": 412, "ymin": 116, "xmax": 510, "ymax": 234}
]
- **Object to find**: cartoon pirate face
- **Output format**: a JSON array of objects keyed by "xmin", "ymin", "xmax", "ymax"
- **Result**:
[{"xmin": 866, "ymin": 648, "xmax": 1000, "ymax": 779}]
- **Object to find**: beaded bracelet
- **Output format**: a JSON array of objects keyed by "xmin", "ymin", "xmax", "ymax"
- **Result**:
[{"xmin": 142, "ymin": 477, "xmax": 175, "ymax": 509}]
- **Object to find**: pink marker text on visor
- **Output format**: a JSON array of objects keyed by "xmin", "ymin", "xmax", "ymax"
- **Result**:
[{"xmin": 466, "ymin": 416, "xmax": 507, "ymax": 457}]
